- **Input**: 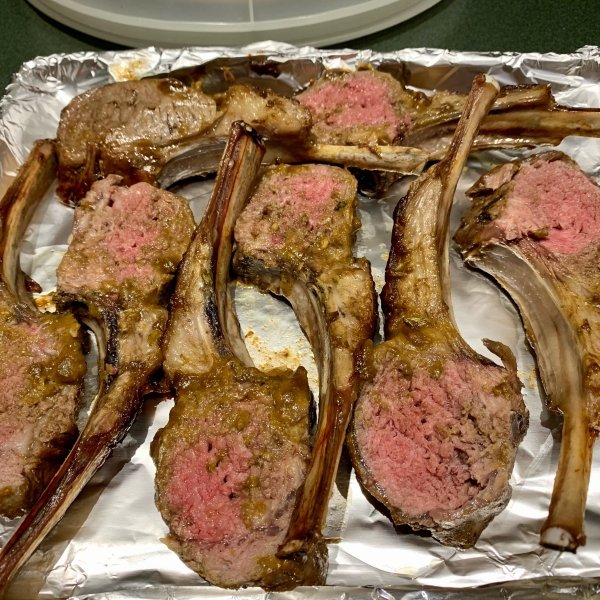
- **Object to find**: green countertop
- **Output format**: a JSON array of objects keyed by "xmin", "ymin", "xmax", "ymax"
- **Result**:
[{"xmin": 1, "ymin": 0, "xmax": 599, "ymax": 93}]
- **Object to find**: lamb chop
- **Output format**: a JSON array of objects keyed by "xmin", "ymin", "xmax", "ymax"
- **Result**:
[
  {"xmin": 347, "ymin": 74, "xmax": 528, "ymax": 549},
  {"xmin": 152, "ymin": 122, "xmax": 327, "ymax": 590},
  {"xmin": 57, "ymin": 79, "xmax": 428, "ymax": 204},
  {"xmin": 0, "ymin": 175, "xmax": 195, "ymax": 594},
  {"xmin": 455, "ymin": 150, "xmax": 600, "ymax": 552},
  {"xmin": 298, "ymin": 69, "xmax": 600, "ymax": 173},
  {"xmin": 0, "ymin": 140, "xmax": 86, "ymax": 518},
  {"xmin": 233, "ymin": 164, "xmax": 377, "ymax": 554}
]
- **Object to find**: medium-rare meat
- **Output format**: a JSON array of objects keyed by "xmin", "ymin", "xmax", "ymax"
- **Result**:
[
  {"xmin": 0, "ymin": 175, "xmax": 195, "ymax": 593},
  {"xmin": 297, "ymin": 69, "xmax": 553, "ymax": 147},
  {"xmin": 0, "ymin": 140, "xmax": 86, "ymax": 518},
  {"xmin": 347, "ymin": 75, "xmax": 528, "ymax": 548},
  {"xmin": 152, "ymin": 122, "xmax": 326, "ymax": 590},
  {"xmin": 297, "ymin": 70, "xmax": 415, "ymax": 145},
  {"xmin": 455, "ymin": 150, "xmax": 600, "ymax": 552},
  {"xmin": 233, "ymin": 164, "xmax": 377, "ymax": 554},
  {"xmin": 56, "ymin": 79, "xmax": 429, "ymax": 201}
]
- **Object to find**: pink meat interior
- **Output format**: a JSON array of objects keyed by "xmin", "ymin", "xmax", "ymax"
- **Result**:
[
  {"xmin": 496, "ymin": 159, "xmax": 600, "ymax": 254},
  {"xmin": 298, "ymin": 72, "xmax": 410, "ymax": 141},
  {"xmin": 356, "ymin": 358, "xmax": 509, "ymax": 516},
  {"xmin": 82, "ymin": 179, "xmax": 164, "ymax": 281},
  {"xmin": 166, "ymin": 433, "xmax": 254, "ymax": 544},
  {"xmin": 161, "ymin": 400, "xmax": 307, "ymax": 582},
  {"xmin": 59, "ymin": 176, "xmax": 189, "ymax": 296},
  {"xmin": 235, "ymin": 165, "xmax": 347, "ymax": 250}
]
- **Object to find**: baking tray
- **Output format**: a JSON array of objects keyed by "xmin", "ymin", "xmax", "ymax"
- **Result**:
[{"xmin": 2, "ymin": 42, "xmax": 600, "ymax": 599}]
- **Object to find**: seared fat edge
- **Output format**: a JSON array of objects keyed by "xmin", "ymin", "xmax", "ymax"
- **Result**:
[
  {"xmin": 0, "ymin": 140, "xmax": 85, "ymax": 518},
  {"xmin": 233, "ymin": 164, "xmax": 377, "ymax": 554},
  {"xmin": 348, "ymin": 75, "xmax": 528, "ymax": 548},
  {"xmin": 210, "ymin": 84, "xmax": 312, "ymax": 140},
  {"xmin": 153, "ymin": 123, "xmax": 327, "ymax": 590}
]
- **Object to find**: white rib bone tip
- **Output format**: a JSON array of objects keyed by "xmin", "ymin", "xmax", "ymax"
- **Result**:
[
  {"xmin": 484, "ymin": 74, "xmax": 501, "ymax": 91},
  {"xmin": 541, "ymin": 527, "xmax": 577, "ymax": 551}
]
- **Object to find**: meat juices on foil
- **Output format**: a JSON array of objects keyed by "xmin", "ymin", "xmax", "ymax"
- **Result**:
[
  {"xmin": 455, "ymin": 150, "xmax": 600, "ymax": 552},
  {"xmin": 0, "ymin": 141, "xmax": 86, "ymax": 518},
  {"xmin": 347, "ymin": 75, "xmax": 529, "ymax": 549},
  {"xmin": 233, "ymin": 164, "xmax": 377, "ymax": 554},
  {"xmin": 0, "ymin": 175, "xmax": 195, "ymax": 594},
  {"xmin": 152, "ymin": 122, "xmax": 327, "ymax": 590}
]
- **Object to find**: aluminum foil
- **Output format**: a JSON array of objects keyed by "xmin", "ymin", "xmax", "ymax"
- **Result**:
[{"xmin": 2, "ymin": 42, "xmax": 600, "ymax": 599}]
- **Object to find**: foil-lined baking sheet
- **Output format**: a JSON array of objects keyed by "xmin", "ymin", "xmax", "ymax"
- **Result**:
[{"xmin": 2, "ymin": 42, "xmax": 600, "ymax": 599}]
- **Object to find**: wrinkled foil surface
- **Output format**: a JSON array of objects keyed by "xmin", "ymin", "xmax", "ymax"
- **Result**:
[{"xmin": 2, "ymin": 42, "xmax": 600, "ymax": 599}]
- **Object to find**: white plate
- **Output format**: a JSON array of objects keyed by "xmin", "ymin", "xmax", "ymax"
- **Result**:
[{"xmin": 28, "ymin": 0, "xmax": 442, "ymax": 48}]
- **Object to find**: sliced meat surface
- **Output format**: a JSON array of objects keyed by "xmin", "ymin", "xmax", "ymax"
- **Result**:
[
  {"xmin": 297, "ymin": 70, "xmax": 414, "ymax": 146},
  {"xmin": 154, "ymin": 363, "xmax": 317, "ymax": 588},
  {"xmin": 57, "ymin": 175, "xmax": 193, "ymax": 303},
  {"xmin": 235, "ymin": 164, "xmax": 358, "ymax": 269},
  {"xmin": 353, "ymin": 349, "xmax": 524, "ymax": 523},
  {"xmin": 455, "ymin": 150, "xmax": 600, "ymax": 551}
]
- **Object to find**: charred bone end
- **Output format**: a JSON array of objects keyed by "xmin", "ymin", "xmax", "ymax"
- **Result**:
[{"xmin": 1, "ymin": 140, "xmax": 57, "ymax": 306}]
